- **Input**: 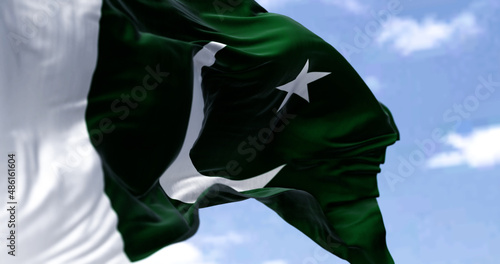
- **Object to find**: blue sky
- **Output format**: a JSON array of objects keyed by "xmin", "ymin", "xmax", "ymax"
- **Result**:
[{"xmin": 139, "ymin": 0, "xmax": 500, "ymax": 263}]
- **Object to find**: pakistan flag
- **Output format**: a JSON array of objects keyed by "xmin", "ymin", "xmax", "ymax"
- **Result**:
[
  {"xmin": 81, "ymin": 0, "xmax": 402, "ymax": 263},
  {"xmin": 84, "ymin": 1, "xmax": 399, "ymax": 263}
]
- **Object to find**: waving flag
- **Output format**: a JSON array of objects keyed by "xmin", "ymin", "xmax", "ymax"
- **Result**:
[{"xmin": 1, "ymin": 0, "xmax": 398, "ymax": 263}]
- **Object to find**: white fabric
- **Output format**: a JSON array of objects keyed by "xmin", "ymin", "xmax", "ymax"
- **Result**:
[
  {"xmin": 159, "ymin": 42, "xmax": 285, "ymax": 204},
  {"xmin": 0, "ymin": 1, "xmax": 129, "ymax": 263}
]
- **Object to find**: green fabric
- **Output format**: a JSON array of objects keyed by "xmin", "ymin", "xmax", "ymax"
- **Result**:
[{"xmin": 86, "ymin": 0, "xmax": 399, "ymax": 263}]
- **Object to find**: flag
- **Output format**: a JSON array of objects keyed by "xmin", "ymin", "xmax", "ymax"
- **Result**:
[{"xmin": 1, "ymin": 0, "xmax": 398, "ymax": 263}]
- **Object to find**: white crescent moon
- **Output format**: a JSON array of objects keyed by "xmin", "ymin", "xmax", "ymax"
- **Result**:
[{"xmin": 159, "ymin": 42, "xmax": 285, "ymax": 204}]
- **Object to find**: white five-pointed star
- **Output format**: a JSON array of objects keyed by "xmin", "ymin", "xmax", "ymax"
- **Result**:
[{"xmin": 276, "ymin": 59, "xmax": 331, "ymax": 111}]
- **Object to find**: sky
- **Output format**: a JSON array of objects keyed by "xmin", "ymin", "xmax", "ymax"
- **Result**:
[{"xmin": 138, "ymin": 0, "xmax": 500, "ymax": 263}]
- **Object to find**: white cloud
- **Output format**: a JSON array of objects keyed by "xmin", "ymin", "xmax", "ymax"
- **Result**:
[
  {"xmin": 198, "ymin": 231, "xmax": 246, "ymax": 246},
  {"xmin": 427, "ymin": 125, "xmax": 500, "ymax": 169},
  {"xmin": 262, "ymin": 260, "xmax": 288, "ymax": 264},
  {"xmin": 135, "ymin": 242, "xmax": 217, "ymax": 264},
  {"xmin": 321, "ymin": 0, "xmax": 366, "ymax": 14},
  {"xmin": 135, "ymin": 232, "xmax": 247, "ymax": 264},
  {"xmin": 196, "ymin": 232, "xmax": 248, "ymax": 261},
  {"xmin": 256, "ymin": 0, "xmax": 365, "ymax": 14},
  {"xmin": 377, "ymin": 12, "xmax": 480, "ymax": 55},
  {"xmin": 364, "ymin": 75, "xmax": 382, "ymax": 93}
]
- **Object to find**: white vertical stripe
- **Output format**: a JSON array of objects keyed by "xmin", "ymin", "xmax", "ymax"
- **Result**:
[{"xmin": 0, "ymin": 1, "xmax": 130, "ymax": 263}]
